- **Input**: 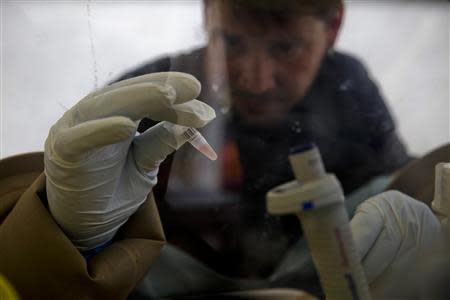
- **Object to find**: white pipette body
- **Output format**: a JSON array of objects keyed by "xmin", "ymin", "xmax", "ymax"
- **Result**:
[{"xmin": 267, "ymin": 143, "xmax": 371, "ymax": 300}]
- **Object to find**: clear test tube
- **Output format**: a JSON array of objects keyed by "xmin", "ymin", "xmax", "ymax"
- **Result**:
[
  {"xmin": 182, "ymin": 127, "xmax": 218, "ymax": 161},
  {"xmin": 161, "ymin": 122, "xmax": 217, "ymax": 161},
  {"xmin": 267, "ymin": 144, "xmax": 371, "ymax": 300}
]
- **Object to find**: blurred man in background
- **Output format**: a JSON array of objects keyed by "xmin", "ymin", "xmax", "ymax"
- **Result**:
[
  {"xmin": 1, "ymin": 1, "xmax": 426, "ymax": 299},
  {"xmin": 117, "ymin": 0, "xmax": 412, "ymax": 297}
]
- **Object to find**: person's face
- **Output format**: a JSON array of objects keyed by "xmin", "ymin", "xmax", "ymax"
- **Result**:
[{"xmin": 205, "ymin": 2, "xmax": 342, "ymax": 126}]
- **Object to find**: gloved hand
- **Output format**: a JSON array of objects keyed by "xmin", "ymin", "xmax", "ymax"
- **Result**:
[
  {"xmin": 45, "ymin": 72, "xmax": 215, "ymax": 251},
  {"xmin": 350, "ymin": 190, "xmax": 444, "ymax": 298}
]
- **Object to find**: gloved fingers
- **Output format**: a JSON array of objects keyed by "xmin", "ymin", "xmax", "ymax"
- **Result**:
[
  {"xmin": 350, "ymin": 200, "xmax": 384, "ymax": 260},
  {"xmin": 75, "ymin": 82, "xmax": 214, "ymax": 128},
  {"xmin": 132, "ymin": 121, "xmax": 189, "ymax": 175},
  {"xmin": 360, "ymin": 226, "xmax": 401, "ymax": 284},
  {"xmin": 385, "ymin": 191, "xmax": 443, "ymax": 252},
  {"xmin": 97, "ymin": 72, "xmax": 201, "ymax": 105},
  {"xmin": 76, "ymin": 82, "xmax": 176, "ymax": 122},
  {"xmin": 350, "ymin": 190, "xmax": 446, "ymax": 296},
  {"xmin": 49, "ymin": 116, "xmax": 137, "ymax": 162},
  {"xmin": 351, "ymin": 198, "xmax": 398, "ymax": 283},
  {"xmin": 159, "ymin": 99, "xmax": 216, "ymax": 128},
  {"xmin": 351, "ymin": 191, "xmax": 415, "ymax": 283}
]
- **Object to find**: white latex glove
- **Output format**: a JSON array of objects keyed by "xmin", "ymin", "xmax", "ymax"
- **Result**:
[
  {"xmin": 350, "ymin": 190, "xmax": 444, "ymax": 298},
  {"xmin": 45, "ymin": 72, "xmax": 215, "ymax": 251}
]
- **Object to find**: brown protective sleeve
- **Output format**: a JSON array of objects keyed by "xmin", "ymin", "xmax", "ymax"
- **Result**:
[{"xmin": 0, "ymin": 152, "xmax": 166, "ymax": 300}]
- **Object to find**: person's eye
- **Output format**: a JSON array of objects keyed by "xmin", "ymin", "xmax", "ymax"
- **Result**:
[
  {"xmin": 223, "ymin": 33, "xmax": 243, "ymax": 50},
  {"xmin": 270, "ymin": 40, "xmax": 304, "ymax": 58}
]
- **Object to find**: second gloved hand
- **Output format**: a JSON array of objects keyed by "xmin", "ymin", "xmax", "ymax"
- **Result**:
[
  {"xmin": 45, "ymin": 72, "xmax": 215, "ymax": 251},
  {"xmin": 350, "ymin": 190, "xmax": 444, "ymax": 298}
]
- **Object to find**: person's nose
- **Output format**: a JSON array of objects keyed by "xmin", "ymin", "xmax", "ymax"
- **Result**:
[{"xmin": 237, "ymin": 51, "xmax": 276, "ymax": 94}]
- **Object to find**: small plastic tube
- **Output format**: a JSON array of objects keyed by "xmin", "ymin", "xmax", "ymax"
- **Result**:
[
  {"xmin": 183, "ymin": 127, "xmax": 218, "ymax": 161},
  {"xmin": 161, "ymin": 122, "xmax": 217, "ymax": 161}
]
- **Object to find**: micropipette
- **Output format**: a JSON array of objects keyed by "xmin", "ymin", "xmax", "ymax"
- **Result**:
[{"xmin": 267, "ymin": 143, "xmax": 371, "ymax": 300}]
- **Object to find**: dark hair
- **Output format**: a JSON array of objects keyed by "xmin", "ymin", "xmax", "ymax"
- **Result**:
[{"xmin": 205, "ymin": 0, "xmax": 342, "ymax": 25}]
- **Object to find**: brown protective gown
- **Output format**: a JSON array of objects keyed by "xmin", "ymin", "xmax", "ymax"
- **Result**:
[{"xmin": 0, "ymin": 152, "xmax": 166, "ymax": 300}]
